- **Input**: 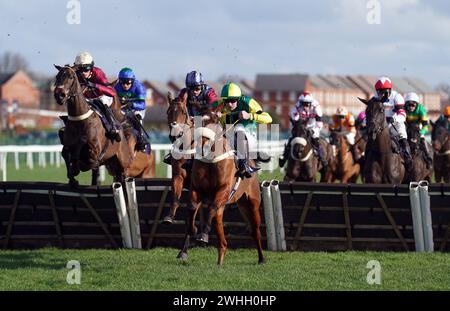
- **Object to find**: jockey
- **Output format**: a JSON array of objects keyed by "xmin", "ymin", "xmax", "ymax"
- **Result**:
[
  {"xmin": 435, "ymin": 106, "xmax": 450, "ymax": 132},
  {"xmin": 330, "ymin": 106, "xmax": 356, "ymax": 144},
  {"xmin": 373, "ymin": 76, "xmax": 412, "ymax": 171},
  {"xmin": 330, "ymin": 106, "xmax": 357, "ymax": 159},
  {"xmin": 404, "ymin": 92, "xmax": 432, "ymax": 168},
  {"xmin": 214, "ymin": 82, "xmax": 272, "ymax": 178},
  {"xmin": 74, "ymin": 52, "xmax": 121, "ymax": 142},
  {"xmin": 279, "ymin": 92, "xmax": 328, "ymax": 167},
  {"xmin": 114, "ymin": 67, "xmax": 149, "ymax": 152},
  {"xmin": 177, "ymin": 70, "xmax": 218, "ymax": 116},
  {"xmin": 356, "ymin": 111, "xmax": 367, "ymax": 133},
  {"xmin": 163, "ymin": 70, "xmax": 218, "ymax": 165}
]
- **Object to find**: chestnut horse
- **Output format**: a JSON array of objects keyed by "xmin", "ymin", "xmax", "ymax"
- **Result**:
[
  {"xmin": 162, "ymin": 92, "xmax": 194, "ymax": 224},
  {"xmin": 406, "ymin": 123, "xmax": 433, "ymax": 182},
  {"xmin": 359, "ymin": 98, "xmax": 405, "ymax": 184},
  {"xmin": 284, "ymin": 119, "xmax": 334, "ymax": 182},
  {"xmin": 329, "ymin": 131, "xmax": 360, "ymax": 183},
  {"xmin": 121, "ymin": 118, "xmax": 156, "ymax": 178},
  {"xmin": 431, "ymin": 121, "xmax": 450, "ymax": 183},
  {"xmin": 177, "ymin": 111, "xmax": 264, "ymax": 265}
]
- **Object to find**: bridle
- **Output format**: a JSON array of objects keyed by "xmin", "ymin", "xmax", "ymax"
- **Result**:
[
  {"xmin": 168, "ymin": 100, "xmax": 192, "ymax": 141},
  {"xmin": 55, "ymin": 66, "xmax": 92, "ymax": 121}
]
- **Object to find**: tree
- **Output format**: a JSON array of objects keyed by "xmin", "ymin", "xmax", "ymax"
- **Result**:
[
  {"xmin": 436, "ymin": 83, "xmax": 450, "ymax": 98},
  {"xmin": 0, "ymin": 51, "xmax": 29, "ymax": 74}
]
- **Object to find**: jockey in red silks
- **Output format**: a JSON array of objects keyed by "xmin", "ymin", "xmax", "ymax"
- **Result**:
[
  {"xmin": 370, "ymin": 76, "xmax": 412, "ymax": 172},
  {"xmin": 74, "ymin": 52, "xmax": 121, "ymax": 142}
]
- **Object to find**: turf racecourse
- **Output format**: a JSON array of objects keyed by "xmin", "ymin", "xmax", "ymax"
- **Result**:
[{"xmin": 0, "ymin": 248, "xmax": 449, "ymax": 291}]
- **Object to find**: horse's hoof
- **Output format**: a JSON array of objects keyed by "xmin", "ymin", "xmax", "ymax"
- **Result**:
[
  {"xmin": 162, "ymin": 216, "xmax": 173, "ymax": 225},
  {"xmin": 258, "ymin": 258, "xmax": 266, "ymax": 265},
  {"xmin": 196, "ymin": 233, "xmax": 209, "ymax": 244},
  {"xmin": 177, "ymin": 252, "xmax": 188, "ymax": 261}
]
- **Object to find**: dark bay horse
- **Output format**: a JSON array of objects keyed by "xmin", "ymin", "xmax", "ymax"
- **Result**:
[
  {"xmin": 54, "ymin": 65, "xmax": 133, "ymax": 187},
  {"xmin": 329, "ymin": 131, "xmax": 360, "ymax": 183},
  {"xmin": 359, "ymin": 98, "xmax": 405, "ymax": 184},
  {"xmin": 162, "ymin": 92, "xmax": 194, "ymax": 224},
  {"xmin": 284, "ymin": 120, "xmax": 333, "ymax": 182},
  {"xmin": 177, "ymin": 111, "xmax": 264, "ymax": 265},
  {"xmin": 431, "ymin": 121, "xmax": 450, "ymax": 183},
  {"xmin": 406, "ymin": 123, "xmax": 433, "ymax": 182}
]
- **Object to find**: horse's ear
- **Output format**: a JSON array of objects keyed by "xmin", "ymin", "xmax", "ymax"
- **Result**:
[
  {"xmin": 167, "ymin": 92, "xmax": 173, "ymax": 105},
  {"xmin": 182, "ymin": 90, "xmax": 188, "ymax": 103},
  {"xmin": 54, "ymin": 64, "xmax": 62, "ymax": 71},
  {"xmin": 358, "ymin": 97, "xmax": 369, "ymax": 105}
]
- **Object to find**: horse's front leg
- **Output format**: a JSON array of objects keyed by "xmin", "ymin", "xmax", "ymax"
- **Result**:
[
  {"xmin": 214, "ymin": 206, "xmax": 227, "ymax": 265},
  {"xmin": 177, "ymin": 189, "xmax": 200, "ymax": 261},
  {"xmin": 91, "ymin": 168, "xmax": 100, "ymax": 186},
  {"xmin": 197, "ymin": 186, "xmax": 228, "ymax": 245},
  {"xmin": 62, "ymin": 147, "xmax": 78, "ymax": 188},
  {"xmin": 163, "ymin": 173, "xmax": 184, "ymax": 225}
]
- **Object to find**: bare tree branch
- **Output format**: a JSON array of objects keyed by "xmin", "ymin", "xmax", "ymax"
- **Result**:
[{"xmin": 0, "ymin": 51, "xmax": 29, "ymax": 74}]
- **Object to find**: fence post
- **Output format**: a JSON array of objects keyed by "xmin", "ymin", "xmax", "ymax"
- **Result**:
[
  {"xmin": 409, "ymin": 182, "xmax": 425, "ymax": 252},
  {"xmin": 112, "ymin": 182, "xmax": 133, "ymax": 248},
  {"xmin": 125, "ymin": 177, "xmax": 142, "ymax": 249},
  {"xmin": 1, "ymin": 152, "xmax": 7, "ymax": 182},
  {"xmin": 99, "ymin": 165, "xmax": 106, "ymax": 183},
  {"xmin": 261, "ymin": 181, "xmax": 277, "ymax": 251},
  {"xmin": 418, "ymin": 181, "xmax": 434, "ymax": 252},
  {"xmin": 270, "ymin": 180, "xmax": 287, "ymax": 251}
]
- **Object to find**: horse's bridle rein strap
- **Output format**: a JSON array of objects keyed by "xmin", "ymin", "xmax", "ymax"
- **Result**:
[{"xmin": 67, "ymin": 109, "xmax": 94, "ymax": 121}]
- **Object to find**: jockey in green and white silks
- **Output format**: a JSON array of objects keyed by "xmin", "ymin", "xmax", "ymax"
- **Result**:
[
  {"xmin": 405, "ymin": 92, "xmax": 433, "ymax": 168},
  {"xmin": 213, "ymin": 82, "xmax": 272, "ymax": 178}
]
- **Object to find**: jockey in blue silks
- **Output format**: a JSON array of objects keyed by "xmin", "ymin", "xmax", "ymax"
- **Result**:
[{"xmin": 114, "ymin": 67, "xmax": 150, "ymax": 152}]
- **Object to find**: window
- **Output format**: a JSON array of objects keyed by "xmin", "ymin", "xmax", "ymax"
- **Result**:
[{"xmin": 263, "ymin": 91, "xmax": 269, "ymax": 102}]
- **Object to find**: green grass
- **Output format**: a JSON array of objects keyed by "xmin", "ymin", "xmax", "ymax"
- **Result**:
[
  {"xmin": 0, "ymin": 248, "xmax": 448, "ymax": 291},
  {"xmin": 1, "ymin": 155, "xmax": 284, "ymax": 184}
]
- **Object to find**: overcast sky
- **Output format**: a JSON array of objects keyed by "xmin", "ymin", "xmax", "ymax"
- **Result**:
[{"xmin": 1, "ymin": 0, "xmax": 450, "ymax": 86}]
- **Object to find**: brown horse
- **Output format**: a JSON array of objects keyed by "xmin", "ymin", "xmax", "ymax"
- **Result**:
[
  {"xmin": 431, "ymin": 121, "xmax": 450, "ymax": 183},
  {"xmin": 177, "ymin": 111, "xmax": 264, "ymax": 265},
  {"xmin": 354, "ymin": 128, "xmax": 367, "ymax": 182},
  {"xmin": 54, "ymin": 65, "xmax": 133, "ymax": 187},
  {"xmin": 162, "ymin": 92, "xmax": 194, "ymax": 224},
  {"xmin": 359, "ymin": 98, "xmax": 405, "ymax": 184},
  {"xmin": 406, "ymin": 123, "xmax": 433, "ymax": 182},
  {"xmin": 284, "ymin": 120, "xmax": 334, "ymax": 182},
  {"xmin": 121, "ymin": 120, "xmax": 156, "ymax": 178},
  {"xmin": 329, "ymin": 131, "xmax": 360, "ymax": 183}
]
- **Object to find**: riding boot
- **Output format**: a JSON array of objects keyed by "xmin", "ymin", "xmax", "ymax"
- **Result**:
[
  {"xmin": 103, "ymin": 105, "xmax": 121, "ymax": 142},
  {"xmin": 279, "ymin": 137, "xmax": 293, "ymax": 168},
  {"xmin": 420, "ymin": 138, "xmax": 433, "ymax": 169},
  {"xmin": 235, "ymin": 132, "xmax": 259, "ymax": 178},
  {"xmin": 312, "ymin": 137, "xmax": 328, "ymax": 167},
  {"xmin": 136, "ymin": 130, "xmax": 149, "ymax": 152},
  {"xmin": 399, "ymin": 138, "xmax": 413, "ymax": 173},
  {"xmin": 237, "ymin": 158, "xmax": 260, "ymax": 179}
]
